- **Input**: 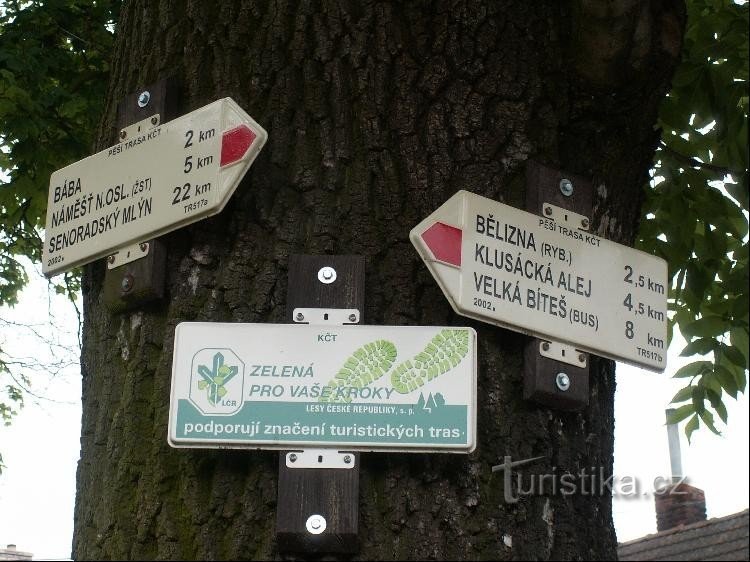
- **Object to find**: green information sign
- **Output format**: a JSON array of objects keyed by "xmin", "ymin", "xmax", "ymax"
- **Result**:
[{"xmin": 168, "ymin": 323, "xmax": 477, "ymax": 453}]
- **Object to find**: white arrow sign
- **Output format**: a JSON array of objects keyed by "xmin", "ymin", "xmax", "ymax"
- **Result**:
[
  {"xmin": 43, "ymin": 97, "xmax": 267, "ymax": 276},
  {"xmin": 410, "ymin": 190, "xmax": 668, "ymax": 372}
]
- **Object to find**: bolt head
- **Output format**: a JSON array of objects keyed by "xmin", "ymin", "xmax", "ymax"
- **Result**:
[
  {"xmin": 121, "ymin": 274, "xmax": 134, "ymax": 293},
  {"xmin": 150, "ymin": 116, "xmax": 158, "ymax": 125},
  {"xmin": 544, "ymin": 206, "xmax": 553, "ymax": 216},
  {"xmin": 295, "ymin": 312, "xmax": 304, "ymax": 322},
  {"xmin": 119, "ymin": 130, "xmax": 127, "ymax": 140},
  {"xmin": 305, "ymin": 514, "xmax": 327, "ymax": 535},
  {"xmin": 139, "ymin": 242, "xmax": 148, "ymax": 252},
  {"xmin": 348, "ymin": 314, "xmax": 357, "ymax": 323},
  {"xmin": 344, "ymin": 455, "xmax": 352, "ymax": 464},
  {"xmin": 107, "ymin": 255, "xmax": 115, "ymax": 264},
  {"xmin": 289, "ymin": 453, "xmax": 297, "ymax": 463},
  {"xmin": 556, "ymin": 372, "xmax": 571, "ymax": 391},
  {"xmin": 581, "ymin": 218, "xmax": 590, "ymax": 229},
  {"xmin": 318, "ymin": 266, "xmax": 337, "ymax": 284},
  {"xmin": 579, "ymin": 353, "xmax": 586, "ymax": 363},
  {"xmin": 137, "ymin": 91, "xmax": 151, "ymax": 108},
  {"xmin": 559, "ymin": 178, "xmax": 574, "ymax": 197},
  {"xmin": 542, "ymin": 342, "xmax": 550, "ymax": 352}
]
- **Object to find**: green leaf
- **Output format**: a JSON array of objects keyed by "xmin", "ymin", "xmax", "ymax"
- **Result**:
[
  {"xmin": 667, "ymin": 404, "xmax": 695, "ymax": 425},
  {"xmin": 714, "ymin": 398, "xmax": 728, "ymax": 424},
  {"xmin": 671, "ymin": 385, "xmax": 694, "ymax": 404},
  {"xmin": 680, "ymin": 339, "xmax": 717, "ymax": 356},
  {"xmin": 691, "ymin": 385, "xmax": 706, "ymax": 413},
  {"xmin": 721, "ymin": 342, "xmax": 748, "ymax": 369},
  {"xmin": 685, "ymin": 414, "xmax": 700, "ymax": 443},
  {"xmin": 702, "ymin": 372, "xmax": 723, "ymax": 397},
  {"xmin": 716, "ymin": 363, "xmax": 740, "ymax": 397},
  {"xmin": 674, "ymin": 360, "xmax": 713, "ymax": 378},
  {"xmin": 698, "ymin": 408, "xmax": 721, "ymax": 435},
  {"xmin": 681, "ymin": 315, "xmax": 727, "ymax": 338}
]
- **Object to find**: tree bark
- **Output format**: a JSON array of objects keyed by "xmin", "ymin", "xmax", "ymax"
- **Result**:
[{"xmin": 74, "ymin": 1, "xmax": 684, "ymax": 559}]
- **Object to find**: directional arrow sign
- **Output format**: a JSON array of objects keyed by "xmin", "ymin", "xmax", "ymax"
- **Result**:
[
  {"xmin": 43, "ymin": 97, "xmax": 267, "ymax": 276},
  {"xmin": 410, "ymin": 190, "xmax": 668, "ymax": 372}
]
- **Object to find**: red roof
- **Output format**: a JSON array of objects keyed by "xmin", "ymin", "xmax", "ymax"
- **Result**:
[{"xmin": 618, "ymin": 509, "xmax": 749, "ymax": 561}]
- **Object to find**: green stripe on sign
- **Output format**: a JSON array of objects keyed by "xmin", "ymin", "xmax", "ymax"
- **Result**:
[{"xmin": 175, "ymin": 400, "xmax": 468, "ymax": 446}]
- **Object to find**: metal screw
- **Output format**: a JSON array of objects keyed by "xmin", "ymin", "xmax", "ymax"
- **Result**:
[
  {"xmin": 318, "ymin": 266, "xmax": 337, "ymax": 284},
  {"xmin": 150, "ymin": 116, "xmax": 158, "ymax": 125},
  {"xmin": 139, "ymin": 242, "xmax": 148, "ymax": 252},
  {"xmin": 559, "ymin": 178, "xmax": 574, "ymax": 197},
  {"xmin": 542, "ymin": 342, "xmax": 550, "ymax": 352},
  {"xmin": 119, "ymin": 130, "xmax": 127, "ymax": 140},
  {"xmin": 295, "ymin": 312, "xmax": 304, "ymax": 322},
  {"xmin": 289, "ymin": 453, "xmax": 298, "ymax": 463},
  {"xmin": 306, "ymin": 514, "xmax": 327, "ymax": 535},
  {"xmin": 107, "ymin": 255, "xmax": 115, "ymax": 264},
  {"xmin": 348, "ymin": 314, "xmax": 357, "ymax": 323},
  {"xmin": 344, "ymin": 455, "xmax": 352, "ymax": 464},
  {"xmin": 579, "ymin": 353, "xmax": 586, "ymax": 364},
  {"xmin": 121, "ymin": 274, "xmax": 134, "ymax": 293},
  {"xmin": 137, "ymin": 91, "xmax": 151, "ymax": 108},
  {"xmin": 544, "ymin": 206, "xmax": 553, "ymax": 216},
  {"xmin": 581, "ymin": 217, "xmax": 590, "ymax": 229},
  {"xmin": 556, "ymin": 372, "xmax": 571, "ymax": 392}
]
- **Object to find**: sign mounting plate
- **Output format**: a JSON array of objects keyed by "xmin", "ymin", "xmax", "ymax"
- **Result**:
[
  {"xmin": 43, "ymin": 97, "xmax": 267, "ymax": 276},
  {"xmin": 410, "ymin": 190, "xmax": 668, "ymax": 372}
]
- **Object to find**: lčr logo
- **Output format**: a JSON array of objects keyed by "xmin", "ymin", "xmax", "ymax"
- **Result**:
[{"xmin": 189, "ymin": 348, "xmax": 244, "ymax": 415}]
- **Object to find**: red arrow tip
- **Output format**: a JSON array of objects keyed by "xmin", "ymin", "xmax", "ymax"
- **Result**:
[
  {"xmin": 220, "ymin": 125, "xmax": 257, "ymax": 167},
  {"xmin": 421, "ymin": 222, "xmax": 462, "ymax": 267}
]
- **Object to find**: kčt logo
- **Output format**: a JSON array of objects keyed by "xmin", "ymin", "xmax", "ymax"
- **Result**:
[{"xmin": 189, "ymin": 349, "xmax": 244, "ymax": 415}]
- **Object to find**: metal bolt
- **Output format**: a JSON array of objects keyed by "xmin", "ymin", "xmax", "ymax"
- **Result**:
[
  {"xmin": 306, "ymin": 514, "xmax": 327, "ymax": 535},
  {"xmin": 581, "ymin": 217, "xmax": 590, "ymax": 229},
  {"xmin": 295, "ymin": 312, "xmax": 304, "ymax": 322},
  {"xmin": 121, "ymin": 274, "xmax": 134, "ymax": 293},
  {"xmin": 344, "ymin": 455, "xmax": 352, "ymax": 464},
  {"xmin": 107, "ymin": 255, "xmax": 115, "ymax": 264},
  {"xmin": 139, "ymin": 242, "xmax": 148, "ymax": 252},
  {"xmin": 150, "ymin": 116, "xmax": 158, "ymax": 125},
  {"xmin": 348, "ymin": 314, "xmax": 357, "ymax": 323},
  {"xmin": 544, "ymin": 206, "xmax": 553, "ymax": 216},
  {"xmin": 556, "ymin": 372, "xmax": 571, "ymax": 392},
  {"xmin": 289, "ymin": 453, "xmax": 297, "ymax": 463},
  {"xmin": 137, "ymin": 91, "xmax": 151, "ymax": 108},
  {"xmin": 559, "ymin": 178, "xmax": 574, "ymax": 197},
  {"xmin": 318, "ymin": 266, "xmax": 337, "ymax": 284},
  {"xmin": 119, "ymin": 130, "xmax": 127, "ymax": 140},
  {"xmin": 579, "ymin": 353, "xmax": 586, "ymax": 364},
  {"xmin": 542, "ymin": 342, "xmax": 550, "ymax": 352}
]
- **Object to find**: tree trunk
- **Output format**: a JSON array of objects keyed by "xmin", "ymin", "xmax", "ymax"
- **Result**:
[{"xmin": 74, "ymin": 1, "xmax": 684, "ymax": 559}]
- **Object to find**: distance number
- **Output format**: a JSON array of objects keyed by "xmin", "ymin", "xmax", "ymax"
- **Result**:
[{"xmin": 172, "ymin": 182, "xmax": 191, "ymax": 205}]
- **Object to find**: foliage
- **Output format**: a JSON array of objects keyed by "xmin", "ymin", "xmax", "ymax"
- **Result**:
[
  {"xmin": 0, "ymin": 0, "xmax": 118, "ymax": 468},
  {"xmin": 640, "ymin": 0, "xmax": 749, "ymax": 441}
]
